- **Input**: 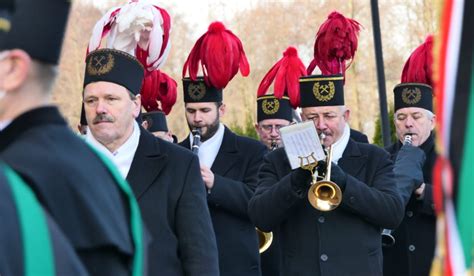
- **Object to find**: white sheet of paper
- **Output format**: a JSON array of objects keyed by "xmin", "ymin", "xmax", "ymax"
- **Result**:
[{"xmin": 280, "ymin": 121, "xmax": 326, "ymax": 170}]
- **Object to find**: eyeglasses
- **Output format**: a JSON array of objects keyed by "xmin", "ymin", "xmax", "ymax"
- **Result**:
[{"xmin": 260, "ymin": 124, "xmax": 285, "ymax": 133}]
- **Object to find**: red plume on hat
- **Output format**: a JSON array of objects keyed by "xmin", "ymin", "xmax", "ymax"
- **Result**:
[
  {"xmin": 141, "ymin": 70, "xmax": 177, "ymax": 115},
  {"xmin": 307, "ymin": 11, "xmax": 361, "ymax": 77},
  {"xmin": 182, "ymin": 21, "xmax": 250, "ymax": 89},
  {"xmin": 257, "ymin": 47, "xmax": 307, "ymax": 108},
  {"xmin": 401, "ymin": 35, "xmax": 434, "ymax": 86}
]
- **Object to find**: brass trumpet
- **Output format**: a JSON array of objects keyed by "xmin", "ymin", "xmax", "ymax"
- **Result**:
[
  {"xmin": 306, "ymin": 135, "xmax": 342, "ymax": 211},
  {"xmin": 256, "ymin": 228, "xmax": 273, "ymax": 253}
]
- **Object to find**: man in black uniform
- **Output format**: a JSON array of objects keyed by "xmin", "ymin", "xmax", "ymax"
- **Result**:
[
  {"xmin": 255, "ymin": 95, "xmax": 292, "ymax": 150},
  {"xmin": 249, "ymin": 72, "xmax": 404, "ymax": 275},
  {"xmin": 180, "ymin": 21, "xmax": 267, "ymax": 276},
  {"xmin": 83, "ymin": 2, "xmax": 219, "ymax": 275},
  {"xmin": 0, "ymin": 0, "xmax": 144, "ymax": 275},
  {"xmin": 383, "ymin": 36, "xmax": 437, "ymax": 276},
  {"xmin": 255, "ymin": 95, "xmax": 292, "ymax": 276}
]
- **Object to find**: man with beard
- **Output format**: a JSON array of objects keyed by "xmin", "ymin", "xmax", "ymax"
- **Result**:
[
  {"xmin": 83, "ymin": 2, "xmax": 219, "ymax": 275},
  {"xmin": 383, "ymin": 36, "xmax": 437, "ymax": 276},
  {"xmin": 179, "ymin": 21, "xmax": 267, "ymax": 276},
  {"xmin": 0, "ymin": 0, "xmax": 144, "ymax": 274}
]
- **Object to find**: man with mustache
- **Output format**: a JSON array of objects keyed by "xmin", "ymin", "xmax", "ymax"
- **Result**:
[
  {"xmin": 249, "ymin": 12, "xmax": 404, "ymax": 275},
  {"xmin": 0, "ymin": 0, "xmax": 144, "ymax": 274},
  {"xmin": 179, "ymin": 22, "xmax": 267, "ymax": 276},
  {"xmin": 383, "ymin": 36, "xmax": 437, "ymax": 276},
  {"xmin": 82, "ymin": 2, "xmax": 219, "ymax": 275}
]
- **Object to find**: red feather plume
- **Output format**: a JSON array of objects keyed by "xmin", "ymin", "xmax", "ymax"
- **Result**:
[
  {"xmin": 140, "ymin": 70, "xmax": 177, "ymax": 115},
  {"xmin": 307, "ymin": 11, "xmax": 361, "ymax": 77},
  {"xmin": 401, "ymin": 35, "xmax": 434, "ymax": 86},
  {"xmin": 182, "ymin": 21, "xmax": 250, "ymax": 89},
  {"xmin": 257, "ymin": 47, "xmax": 307, "ymax": 108}
]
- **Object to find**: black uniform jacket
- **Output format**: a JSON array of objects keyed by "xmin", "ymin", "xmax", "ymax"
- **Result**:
[
  {"xmin": 350, "ymin": 128, "xmax": 369, "ymax": 143},
  {"xmin": 180, "ymin": 127, "xmax": 267, "ymax": 276},
  {"xmin": 383, "ymin": 133, "xmax": 437, "ymax": 276},
  {"xmin": 249, "ymin": 139, "xmax": 404, "ymax": 276},
  {"xmin": 0, "ymin": 165, "xmax": 87, "ymax": 276},
  {"xmin": 127, "ymin": 127, "xmax": 219, "ymax": 276},
  {"xmin": 0, "ymin": 107, "xmax": 134, "ymax": 275},
  {"xmin": 260, "ymin": 128, "xmax": 367, "ymax": 276}
]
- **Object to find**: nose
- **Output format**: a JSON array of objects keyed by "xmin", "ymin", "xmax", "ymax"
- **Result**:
[
  {"xmin": 193, "ymin": 111, "xmax": 203, "ymax": 124},
  {"xmin": 315, "ymin": 117, "xmax": 327, "ymax": 132},
  {"xmin": 95, "ymin": 99, "xmax": 108, "ymax": 114},
  {"xmin": 405, "ymin": 116, "xmax": 414, "ymax": 128}
]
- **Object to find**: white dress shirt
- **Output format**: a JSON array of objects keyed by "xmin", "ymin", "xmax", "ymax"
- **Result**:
[
  {"xmin": 0, "ymin": 120, "xmax": 11, "ymax": 131},
  {"xmin": 189, "ymin": 123, "xmax": 225, "ymax": 168},
  {"xmin": 85, "ymin": 121, "xmax": 140, "ymax": 178},
  {"xmin": 331, "ymin": 123, "xmax": 350, "ymax": 164}
]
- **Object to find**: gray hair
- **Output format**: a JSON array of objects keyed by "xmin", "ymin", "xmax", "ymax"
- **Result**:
[{"xmin": 31, "ymin": 60, "xmax": 58, "ymax": 94}]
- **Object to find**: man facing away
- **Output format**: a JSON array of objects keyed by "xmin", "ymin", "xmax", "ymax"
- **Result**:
[{"xmin": 0, "ymin": 0, "xmax": 143, "ymax": 275}]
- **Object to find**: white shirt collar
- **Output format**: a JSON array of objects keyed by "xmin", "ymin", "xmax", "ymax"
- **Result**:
[
  {"xmin": 0, "ymin": 120, "xmax": 12, "ymax": 131},
  {"xmin": 189, "ymin": 123, "xmax": 225, "ymax": 168},
  {"xmin": 331, "ymin": 123, "xmax": 350, "ymax": 164},
  {"xmin": 85, "ymin": 121, "xmax": 141, "ymax": 178}
]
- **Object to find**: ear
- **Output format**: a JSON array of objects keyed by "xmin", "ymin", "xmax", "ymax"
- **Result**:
[
  {"xmin": 218, "ymin": 103, "xmax": 226, "ymax": 117},
  {"xmin": 254, "ymin": 123, "xmax": 259, "ymax": 133},
  {"xmin": 141, "ymin": 120, "xmax": 149, "ymax": 130},
  {"xmin": 300, "ymin": 111, "xmax": 308, "ymax": 121},
  {"xmin": 343, "ymin": 108, "xmax": 351, "ymax": 122},
  {"xmin": 2, "ymin": 50, "xmax": 31, "ymax": 92},
  {"xmin": 430, "ymin": 114, "xmax": 436, "ymax": 131},
  {"xmin": 132, "ymin": 95, "xmax": 142, "ymax": 118}
]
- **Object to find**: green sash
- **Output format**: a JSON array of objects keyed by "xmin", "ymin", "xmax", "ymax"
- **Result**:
[{"xmin": 3, "ymin": 164, "xmax": 55, "ymax": 276}]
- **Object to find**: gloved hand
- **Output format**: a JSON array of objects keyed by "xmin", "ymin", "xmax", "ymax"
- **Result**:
[
  {"xmin": 290, "ymin": 167, "xmax": 312, "ymax": 196},
  {"xmin": 395, "ymin": 145, "xmax": 426, "ymax": 190},
  {"xmin": 329, "ymin": 162, "xmax": 347, "ymax": 191}
]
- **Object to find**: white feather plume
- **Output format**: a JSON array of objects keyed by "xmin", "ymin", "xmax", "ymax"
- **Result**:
[
  {"xmin": 87, "ymin": 0, "xmax": 171, "ymax": 70},
  {"xmin": 106, "ymin": 1, "xmax": 154, "ymax": 55},
  {"xmin": 88, "ymin": 6, "xmax": 120, "ymax": 52}
]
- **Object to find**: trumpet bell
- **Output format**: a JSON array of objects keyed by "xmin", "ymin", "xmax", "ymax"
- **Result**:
[
  {"xmin": 308, "ymin": 180, "xmax": 342, "ymax": 211},
  {"xmin": 256, "ymin": 228, "xmax": 273, "ymax": 253}
]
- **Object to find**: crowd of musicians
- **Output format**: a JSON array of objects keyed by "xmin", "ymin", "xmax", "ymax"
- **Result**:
[{"xmin": 1, "ymin": 0, "xmax": 437, "ymax": 275}]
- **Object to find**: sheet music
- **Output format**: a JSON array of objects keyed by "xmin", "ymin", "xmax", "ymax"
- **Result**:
[{"xmin": 280, "ymin": 121, "xmax": 326, "ymax": 169}]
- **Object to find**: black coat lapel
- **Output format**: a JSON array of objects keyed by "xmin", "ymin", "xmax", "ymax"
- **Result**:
[
  {"xmin": 126, "ymin": 128, "xmax": 167, "ymax": 199},
  {"xmin": 211, "ymin": 127, "xmax": 238, "ymax": 176},
  {"xmin": 179, "ymin": 137, "xmax": 191, "ymax": 151},
  {"xmin": 338, "ymin": 139, "xmax": 366, "ymax": 177}
]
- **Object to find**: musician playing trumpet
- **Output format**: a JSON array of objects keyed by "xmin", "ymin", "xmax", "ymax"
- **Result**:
[
  {"xmin": 383, "ymin": 36, "xmax": 437, "ymax": 276},
  {"xmin": 249, "ymin": 16, "xmax": 404, "ymax": 274}
]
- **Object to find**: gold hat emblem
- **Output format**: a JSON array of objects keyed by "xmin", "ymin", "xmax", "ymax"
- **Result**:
[
  {"xmin": 188, "ymin": 82, "xmax": 206, "ymax": 101},
  {"xmin": 0, "ymin": 18, "xmax": 11, "ymax": 32},
  {"xmin": 262, "ymin": 99, "xmax": 280, "ymax": 115},
  {"xmin": 401, "ymin": 87, "xmax": 422, "ymax": 105},
  {"xmin": 87, "ymin": 53, "xmax": 115, "ymax": 76},
  {"xmin": 313, "ymin": 81, "xmax": 335, "ymax": 102}
]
